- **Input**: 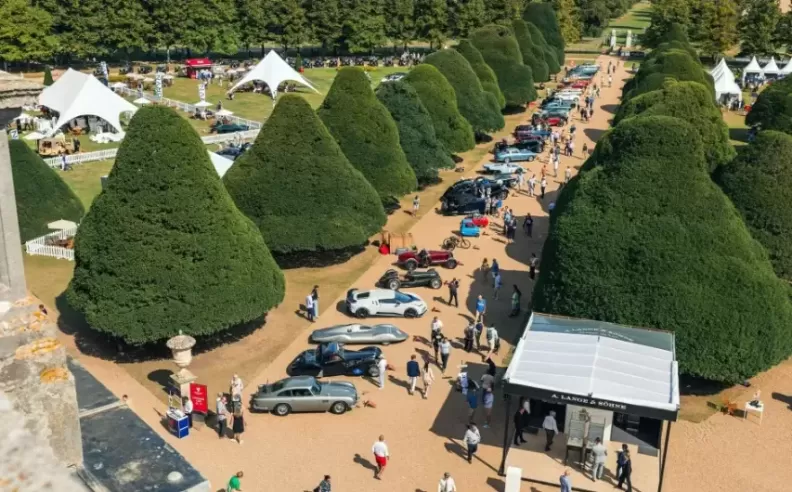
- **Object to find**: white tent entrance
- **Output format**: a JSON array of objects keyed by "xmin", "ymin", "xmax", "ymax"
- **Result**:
[
  {"xmin": 229, "ymin": 51, "xmax": 319, "ymax": 98},
  {"xmin": 742, "ymin": 56, "xmax": 764, "ymax": 84},
  {"xmin": 39, "ymin": 68, "xmax": 137, "ymax": 136},
  {"xmin": 762, "ymin": 57, "xmax": 780, "ymax": 79},
  {"xmin": 711, "ymin": 59, "xmax": 742, "ymax": 103}
]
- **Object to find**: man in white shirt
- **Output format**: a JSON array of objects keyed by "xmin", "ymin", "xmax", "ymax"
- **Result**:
[
  {"xmin": 590, "ymin": 437, "xmax": 608, "ymax": 481},
  {"xmin": 431, "ymin": 316, "xmax": 443, "ymax": 337},
  {"xmin": 543, "ymin": 410, "xmax": 559, "ymax": 451},
  {"xmin": 305, "ymin": 293, "xmax": 315, "ymax": 322},
  {"xmin": 230, "ymin": 374, "xmax": 243, "ymax": 399},
  {"xmin": 372, "ymin": 435, "xmax": 389, "ymax": 479},
  {"xmin": 182, "ymin": 396, "xmax": 194, "ymax": 428},
  {"xmin": 463, "ymin": 423, "xmax": 481, "ymax": 463},
  {"xmin": 438, "ymin": 472, "xmax": 457, "ymax": 492},
  {"xmin": 377, "ymin": 355, "xmax": 388, "ymax": 389}
]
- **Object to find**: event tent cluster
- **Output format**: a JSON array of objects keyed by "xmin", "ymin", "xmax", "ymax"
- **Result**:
[
  {"xmin": 39, "ymin": 69, "xmax": 137, "ymax": 136},
  {"xmin": 741, "ymin": 56, "xmax": 792, "ymax": 84},
  {"xmin": 710, "ymin": 58, "xmax": 742, "ymax": 102},
  {"xmin": 229, "ymin": 51, "xmax": 319, "ymax": 99}
]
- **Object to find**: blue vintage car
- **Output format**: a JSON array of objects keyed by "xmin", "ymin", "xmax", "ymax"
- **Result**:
[
  {"xmin": 460, "ymin": 218, "xmax": 481, "ymax": 237},
  {"xmin": 494, "ymin": 147, "xmax": 538, "ymax": 163}
]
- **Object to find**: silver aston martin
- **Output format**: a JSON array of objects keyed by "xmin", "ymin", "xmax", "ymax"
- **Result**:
[{"xmin": 310, "ymin": 323, "xmax": 409, "ymax": 344}]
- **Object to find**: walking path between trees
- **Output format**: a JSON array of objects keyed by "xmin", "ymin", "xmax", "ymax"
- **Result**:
[{"xmin": 51, "ymin": 54, "xmax": 632, "ymax": 492}]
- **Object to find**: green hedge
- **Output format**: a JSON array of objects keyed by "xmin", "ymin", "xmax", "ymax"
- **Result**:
[
  {"xmin": 423, "ymin": 49, "xmax": 505, "ymax": 133},
  {"xmin": 745, "ymin": 76, "xmax": 792, "ymax": 134},
  {"xmin": 43, "ymin": 66, "xmax": 53, "ymax": 86},
  {"xmin": 455, "ymin": 40, "xmax": 506, "ymax": 109},
  {"xmin": 523, "ymin": 2, "xmax": 565, "ymax": 65},
  {"xmin": 615, "ymin": 80, "xmax": 735, "ymax": 172},
  {"xmin": 224, "ymin": 95, "xmax": 386, "ymax": 255},
  {"xmin": 403, "ymin": 64, "xmax": 476, "ymax": 153},
  {"xmin": 511, "ymin": 20, "xmax": 550, "ymax": 82},
  {"xmin": 533, "ymin": 116, "xmax": 792, "ymax": 382},
  {"xmin": 623, "ymin": 49, "xmax": 714, "ymax": 102},
  {"xmin": 471, "ymin": 25, "xmax": 537, "ymax": 107},
  {"xmin": 715, "ymin": 131, "xmax": 792, "ymax": 281},
  {"xmin": 318, "ymin": 67, "xmax": 417, "ymax": 201},
  {"xmin": 376, "ymin": 80, "xmax": 455, "ymax": 184},
  {"xmin": 67, "ymin": 106, "xmax": 285, "ymax": 345},
  {"xmin": 8, "ymin": 140, "xmax": 84, "ymax": 242},
  {"xmin": 526, "ymin": 21, "xmax": 561, "ymax": 75}
]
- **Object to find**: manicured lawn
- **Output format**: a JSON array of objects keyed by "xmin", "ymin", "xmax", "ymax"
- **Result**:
[
  {"xmin": 723, "ymin": 110, "xmax": 750, "ymax": 146},
  {"xmin": 566, "ymin": 1, "xmax": 652, "ymax": 52},
  {"xmin": 57, "ymin": 160, "xmax": 114, "ymax": 209}
]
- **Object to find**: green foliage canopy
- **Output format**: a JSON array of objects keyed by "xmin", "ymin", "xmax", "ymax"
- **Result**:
[
  {"xmin": 511, "ymin": 19, "xmax": 550, "ymax": 82},
  {"xmin": 745, "ymin": 76, "xmax": 792, "ymax": 134},
  {"xmin": 455, "ymin": 39, "xmax": 506, "ymax": 109},
  {"xmin": 523, "ymin": 2, "xmax": 565, "ymax": 65},
  {"xmin": 470, "ymin": 24, "xmax": 537, "ymax": 107}
]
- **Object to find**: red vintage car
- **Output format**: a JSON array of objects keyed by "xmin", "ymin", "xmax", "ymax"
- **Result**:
[
  {"xmin": 546, "ymin": 116, "xmax": 567, "ymax": 127},
  {"xmin": 465, "ymin": 213, "xmax": 490, "ymax": 228},
  {"xmin": 569, "ymin": 80, "xmax": 590, "ymax": 89},
  {"xmin": 397, "ymin": 249, "xmax": 458, "ymax": 272}
]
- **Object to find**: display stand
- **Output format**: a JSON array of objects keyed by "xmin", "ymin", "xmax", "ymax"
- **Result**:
[{"xmin": 167, "ymin": 409, "xmax": 189, "ymax": 438}]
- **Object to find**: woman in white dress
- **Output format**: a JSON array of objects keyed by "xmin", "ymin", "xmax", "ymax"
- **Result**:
[{"xmin": 422, "ymin": 360, "xmax": 435, "ymax": 399}]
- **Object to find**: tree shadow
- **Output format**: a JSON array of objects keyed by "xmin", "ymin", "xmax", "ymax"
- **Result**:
[
  {"xmin": 601, "ymin": 104, "xmax": 620, "ymax": 114},
  {"xmin": 584, "ymin": 127, "xmax": 607, "ymax": 142},
  {"xmin": 503, "ymin": 105, "xmax": 528, "ymax": 115},
  {"xmin": 729, "ymin": 127, "xmax": 750, "ymax": 144},
  {"xmin": 274, "ymin": 243, "xmax": 367, "ymax": 269},
  {"xmin": 771, "ymin": 392, "xmax": 792, "ymax": 410},
  {"xmin": 147, "ymin": 369, "xmax": 175, "ymax": 394}
]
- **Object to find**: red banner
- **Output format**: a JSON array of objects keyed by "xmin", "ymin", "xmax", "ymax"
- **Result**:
[{"xmin": 189, "ymin": 383, "xmax": 208, "ymax": 414}]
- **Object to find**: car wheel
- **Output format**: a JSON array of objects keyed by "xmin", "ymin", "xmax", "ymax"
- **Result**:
[
  {"xmin": 446, "ymin": 259, "xmax": 458, "ymax": 269},
  {"xmin": 368, "ymin": 365, "xmax": 380, "ymax": 377},
  {"xmin": 273, "ymin": 403, "xmax": 291, "ymax": 416},
  {"xmin": 355, "ymin": 308, "xmax": 369, "ymax": 318},
  {"xmin": 528, "ymin": 156, "xmax": 535, "ymax": 162},
  {"xmin": 330, "ymin": 401, "xmax": 348, "ymax": 415},
  {"xmin": 430, "ymin": 278, "xmax": 442, "ymax": 289},
  {"xmin": 387, "ymin": 279, "xmax": 400, "ymax": 290},
  {"xmin": 404, "ymin": 308, "xmax": 418, "ymax": 318},
  {"xmin": 504, "ymin": 157, "xmax": 510, "ymax": 164},
  {"xmin": 405, "ymin": 259, "xmax": 418, "ymax": 272}
]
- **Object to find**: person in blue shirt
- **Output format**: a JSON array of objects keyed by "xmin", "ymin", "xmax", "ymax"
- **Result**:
[
  {"xmin": 475, "ymin": 295, "xmax": 486, "ymax": 321},
  {"xmin": 406, "ymin": 355, "xmax": 421, "ymax": 396},
  {"xmin": 560, "ymin": 469, "xmax": 572, "ymax": 492},
  {"xmin": 466, "ymin": 380, "xmax": 478, "ymax": 422},
  {"xmin": 491, "ymin": 259, "xmax": 500, "ymax": 284}
]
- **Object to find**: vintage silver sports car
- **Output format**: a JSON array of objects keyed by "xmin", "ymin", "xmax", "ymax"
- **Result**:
[
  {"xmin": 310, "ymin": 323, "xmax": 409, "ymax": 344},
  {"xmin": 250, "ymin": 376, "xmax": 358, "ymax": 416}
]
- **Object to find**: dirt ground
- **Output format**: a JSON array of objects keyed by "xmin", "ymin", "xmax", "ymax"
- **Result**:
[{"xmin": 42, "ymin": 56, "xmax": 792, "ymax": 492}]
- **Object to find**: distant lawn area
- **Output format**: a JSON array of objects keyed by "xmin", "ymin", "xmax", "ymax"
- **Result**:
[
  {"xmin": 723, "ymin": 110, "xmax": 750, "ymax": 146},
  {"xmin": 58, "ymin": 160, "xmax": 114, "ymax": 209},
  {"xmin": 566, "ymin": 1, "xmax": 652, "ymax": 53}
]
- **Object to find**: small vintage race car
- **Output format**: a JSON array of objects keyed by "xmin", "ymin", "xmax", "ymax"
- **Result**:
[
  {"xmin": 397, "ymin": 249, "xmax": 458, "ymax": 271},
  {"xmin": 460, "ymin": 218, "xmax": 481, "ymax": 237},
  {"xmin": 378, "ymin": 269, "xmax": 443, "ymax": 290},
  {"xmin": 465, "ymin": 213, "xmax": 490, "ymax": 228}
]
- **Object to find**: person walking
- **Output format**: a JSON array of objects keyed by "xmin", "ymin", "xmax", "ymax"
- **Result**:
[
  {"xmin": 304, "ymin": 292, "xmax": 315, "ymax": 322},
  {"xmin": 590, "ymin": 437, "xmax": 608, "ymax": 481},
  {"xmin": 474, "ymin": 319, "xmax": 484, "ymax": 350},
  {"xmin": 616, "ymin": 443, "xmax": 629, "ymax": 480},
  {"xmin": 463, "ymin": 423, "xmax": 481, "ymax": 463},
  {"xmin": 540, "ymin": 177, "xmax": 547, "ymax": 199},
  {"xmin": 564, "ymin": 166, "xmax": 572, "ymax": 185},
  {"xmin": 227, "ymin": 471, "xmax": 244, "ymax": 491},
  {"xmin": 528, "ymin": 174, "xmax": 536, "ymax": 197},
  {"xmin": 493, "ymin": 271, "xmax": 502, "ymax": 299},
  {"xmin": 553, "ymin": 154, "xmax": 559, "ymax": 176},
  {"xmin": 510, "ymin": 285, "xmax": 522, "ymax": 317},
  {"xmin": 524, "ymin": 213, "xmax": 533, "ymax": 237},
  {"xmin": 608, "ymin": 74, "xmax": 613, "ymax": 87},
  {"xmin": 447, "ymin": 278, "xmax": 460, "ymax": 307},
  {"xmin": 543, "ymin": 411, "xmax": 559, "ymax": 451},
  {"xmin": 406, "ymin": 355, "xmax": 421, "ymax": 395},
  {"xmin": 372, "ymin": 435, "xmax": 389, "ymax": 480},
  {"xmin": 491, "ymin": 259, "xmax": 500, "ymax": 285},
  {"xmin": 529, "ymin": 253, "xmax": 539, "ymax": 280},
  {"xmin": 560, "ymin": 469, "xmax": 572, "ymax": 492},
  {"xmin": 513, "ymin": 406, "xmax": 528, "ymax": 445},
  {"xmin": 182, "ymin": 396, "xmax": 194, "ymax": 428},
  {"xmin": 439, "ymin": 337, "xmax": 452, "ymax": 375},
  {"xmin": 475, "ymin": 294, "xmax": 487, "ymax": 321},
  {"xmin": 486, "ymin": 324, "xmax": 500, "ymax": 356},
  {"xmin": 517, "ymin": 171, "xmax": 525, "ymax": 192},
  {"xmin": 377, "ymin": 355, "xmax": 388, "ymax": 389},
  {"xmin": 231, "ymin": 405, "xmax": 245, "ymax": 444},
  {"xmin": 438, "ymin": 472, "xmax": 457, "ymax": 492},
  {"xmin": 463, "ymin": 323, "xmax": 475, "ymax": 352},
  {"xmin": 422, "ymin": 359, "xmax": 435, "ymax": 399},
  {"xmin": 230, "ymin": 374, "xmax": 244, "ymax": 399},
  {"xmin": 617, "ymin": 450, "xmax": 633, "ymax": 491},
  {"xmin": 466, "ymin": 381, "xmax": 478, "ymax": 421},
  {"xmin": 315, "ymin": 475, "xmax": 331, "ymax": 492},
  {"xmin": 431, "ymin": 316, "xmax": 443, "ymax": 360},
  {"xmin": 482, "ymin": 388, "xmax": 494, "ymax": 428},
  {"xmin": 215, "ymin": 393, "xmax": 228, "ymax": 439}
]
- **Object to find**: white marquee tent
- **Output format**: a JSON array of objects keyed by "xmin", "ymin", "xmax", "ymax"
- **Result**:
[
  {"xmin": 742, "ymin": 56, "xmax": 763, "ymax": 83},
  {"xmin": 782, "ymin": 58, "xmax": 792, "ymax": 76},
  {"xmin": 208, "ymin": 151, "xmax": 234, "ymax": 178},
  {"xmin": 39, "ymin": 68, "xmax": 137, "ymax": 136},
  {"xmin": 229, "ymin": 51, "xmax": 319, "ymax": 98},
  {"xmin": 763, "ymin": 56, "xmax": 780, "ymax": 77},
  {"xmin": 711, "ymin": 59, "xmax": 742, "ymax": 102}
]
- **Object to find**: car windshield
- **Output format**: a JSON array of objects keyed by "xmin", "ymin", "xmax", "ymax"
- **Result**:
[
  {"xmin": 270, "ymin": 381, "xmax": 285, "ymax": 393},
  {"xmin": 394, "ymin": 291, "xmax": 415, "ymax": 303},
  {"xmin": 312, "ymin": 383, "xmax": 321, "ymax": 394}
]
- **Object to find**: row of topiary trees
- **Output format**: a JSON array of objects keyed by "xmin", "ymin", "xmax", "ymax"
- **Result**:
[{"xmin": 533, "ymin": 26, "xmax": 792, "ymax": 383}]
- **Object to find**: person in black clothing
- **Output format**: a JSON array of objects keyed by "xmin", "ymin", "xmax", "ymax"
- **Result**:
[
  {"xmin": 617, "ymin": 450, "xmax": 633, "ymax": 491},
  {"xmin": 513, "ymin": 407, "xmax": 528, "ymax": 445},
  {"xmin": 523, "ymin": 213, "xmax": 533, "ymax": 237},
  {"xmin": 432, "ymin": 330, "xmax": 442, "ymax": 361},
  {"xmin": 463, "ymin": 323, "xmax": 475, "ymax": 352},
  {"xmin": 447, "ymin": 278, "xmax": 460, "ymax": 307}
]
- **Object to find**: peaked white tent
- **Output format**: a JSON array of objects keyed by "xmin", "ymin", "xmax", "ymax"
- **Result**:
[
  {"xmin": 714, "ymin": 71, "xmax": 743, "ymax": 102},
  {"xmin": 782, "ymin": 58, "xmax": 792, "ymax": 76},
  {"xmin": 208, "ymin": 151, "xmax": 234, "ymax": 178},
  {"xmin": 710, "ymin": 58, "xmax": 728, "ymax": 78},
  {"xmin": 39, "ymin": 68, "xmax": 137, "ymax": 136},
  {"xmin": 229, "ymin": 51, "xmax": 319, "ymax": 98},
  {"xmin": 742, "ymin": 56, "xmax": 763, "ymax": 83},
  {"xmin": 762, "ymin": 56, "xmax": 780, "ymax": 77}
]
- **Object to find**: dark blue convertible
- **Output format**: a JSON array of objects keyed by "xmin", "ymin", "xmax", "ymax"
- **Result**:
[{"xmin": 288, "ymin": 342, "xmax": 383, "ymax": 378}]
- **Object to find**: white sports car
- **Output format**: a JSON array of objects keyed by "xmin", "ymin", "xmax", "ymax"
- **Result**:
[
  {"xmin": 345, "ymin": 288, "xmax": 428, "ymax": 319},
  {"xmin": 484, "ymin": 161, "xmax": 526, "ymax": 174}
]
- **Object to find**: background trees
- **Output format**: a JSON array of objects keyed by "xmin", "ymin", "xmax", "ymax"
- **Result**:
[
  {"xmin": 745, "ymin": 77, "xmax": 792, "ymax": 134},
  {"xmin": 511, "ymin": 20, "xmax": 550, "ymax": 83},
  {"xmin": 67, "ymin": 106, "xmax": 285, "ymax": 344},
  {"xmin": 8, "ymin": 140, "xmax": 84, "ymax": 242},
  {"xmin": 224, "ymin": 95, "xmax": 386, "ymax": 256},
  {"xmin": 471, "ymin": 24, "xmax": 536, "ymax": 108},
  {"xmin": 523, "ymin": 2, "xmax": 565, "ymax": 65}
]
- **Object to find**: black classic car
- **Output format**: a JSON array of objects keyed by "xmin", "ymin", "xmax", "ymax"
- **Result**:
[
  {"xmin": 377, "ymin": 268, "xmax": 442, "ymax": 290},
  {"xmin": 440, "ymin": 178, "xmax": 508, "ymax": 215},
  {"xmin": 287, "ymin": 342, "xmax": 382, "ymax": 378}
]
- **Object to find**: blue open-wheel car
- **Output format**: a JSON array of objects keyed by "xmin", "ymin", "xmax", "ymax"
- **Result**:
[{"xmin": 460, "ymin": 218, "xmax": 481, "ymax": 237}]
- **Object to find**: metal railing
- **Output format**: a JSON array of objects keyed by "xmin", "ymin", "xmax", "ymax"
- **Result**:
[{"xmin": 25, "ymin": 227, "xmax": 78, "ymax": 261}]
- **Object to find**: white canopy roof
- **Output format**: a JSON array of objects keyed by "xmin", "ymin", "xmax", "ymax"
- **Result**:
[
  {"xmin": 39, "ymin": 69, "xmax": 137, "ymax": 136},
  {"xmin": 229, "ymin": 51, "xmax": 319, "ymax": 98},
  {"xmin": 782, "ymin": 59, "xmax": 792, "ymax": 75},
  {"xmin": 712, "ymin": 62, "xmax": 743, "ymax": 101},
  {"xmin": 504, "ymin": 313, "xmax": 680, "ymax": 419},
  {"xmin": 208, "ymin": 152, "xmax": 234, "ymax": 178},
  {"xmin": 710, "ymin": 58, "xmax": 728, "ymax": 78},
  {"xmin": 742, "ymin": 56, "xmax": 763, "ymax": 83},
  {"xmin": 763, "ymin": 56, "xmax": 780, "ymax": 75}
]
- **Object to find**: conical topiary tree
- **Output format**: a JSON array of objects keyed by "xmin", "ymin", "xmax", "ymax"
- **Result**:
[
  {"xmin": 423, "ymin": 49, "xmax": 505, "ymax": 134},
  {"xmin": 523, "ymin": 2, "xmax": 565, "ymax": 65},
  {"xmin": 318, "ymin": 67, "xmax": 417, "ymax": 203},
  {"xmin": 224, "ymin": 95, "xmax": 386, "ymax": 256},
  {"xmin": 67, "ymin": 106, "xmax": 285, "ymax": 345},
  {"xmin": 376, "ymin": 80, "xmax": 455, "ymax": 184},
  {"xmin": 511, "ymin": 20, "xmax": 550, "ymax": 82},
  {"xmin": 525, "ymin": 22, "xmax": 561, "ymax": 75},
  {"xmin": 471, "ymin": 25, "xmax": 537, "ymax": 107},
  {"xmin": 43, "ymin": 66, "xmax": 54, "ymax": 86},
  {"xmin": 456, "ymin": 40, "xmax": 505, "ymax": 109},
  {"xmin": 9, "ymin": 140, "xmax": 84, "ymax": 242},
  {"xmin": 403, "ymin": 64, "xmax": 476, "ymax": 154}
]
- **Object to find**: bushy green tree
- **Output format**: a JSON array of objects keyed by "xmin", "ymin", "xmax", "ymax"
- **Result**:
[
  {"xmin": 745, "ymin": 76, "xmax": 792, "ymax": 133},
  {"xmin": 67, "ymin": 106, "xmax": 285, "ymax": 345},
  {"xmin": 43, "ymin": 66, "xmax": 54, "ymax": 86},
  {"xmin": 455, "ymin": 39, "xmax": 505, "ymax": 108},
  {"xmin": 716, "ymin": 131, "xmax": 792, "ymax": 282},
  {"xmin": 643, "ymin": 1, "xmax": 691, "ymax": 48},
  {"xmin": 615, "ymin": 80, "xmax": 735, "ymax": 172},
  {"xmin": 224, "ymin": 95, "xmax": 386, "ymax": 255},
  {"xmin": 318, "ymin": 67, "xmax": 417, "ymax": 201},
  {"xmin": 552, "ymin": 0, "xmax": 582, "ymax": 45},
  {"xmin": 739, "ymin": 0, "xmax": 781, "ymax": 56},
  {"xmin": 403, "ymin": 64, "xmax": 476, "ymax": 153},
  {"xmin": 523, "ymin": 2, "xmax": 565, "ymax": 65},
  {"xmin": 534, "ymin": 116, "xmax": 792, "ymax": 383},
  {"xmin": 526, "ymin": 21, "xmax": 561, "ymax": 75},
  {"xmin": 376, "ymin": 81, "xmax": 454, "ymax": 184},
  {"xmin": 622, "ymin": 48, "xmax": 713, "ymax": 102},
  {"xmin": 423, "ymin": 49, "xmax": 505, "ymax": 133},
  {"xmin": 511, "ymin": 19, "xmax": 550, "ymax": 82},
  {"xmin": 8, "ymin": 140, "xmax": 84, "ymax": 242},
  {"xmin": 470, "ymin": 24, "xmax": 537, "ymax": 107}
]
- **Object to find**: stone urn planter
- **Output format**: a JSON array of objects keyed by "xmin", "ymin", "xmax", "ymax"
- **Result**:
[{"xmin": 166, "ymin": 331, "xmax": 197, "ymax": 395}]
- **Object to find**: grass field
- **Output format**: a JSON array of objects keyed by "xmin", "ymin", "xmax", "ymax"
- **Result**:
[{"xmin": 566, "ymin": 1, "xmax": 652, "ymax": 53}]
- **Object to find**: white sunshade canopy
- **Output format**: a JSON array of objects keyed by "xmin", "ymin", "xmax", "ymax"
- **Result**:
[
  {"xmin": 39, "ymin": 68, "xmax": 137, "ymax": 136},
  {"xmin": 710, "ymin": 58, "xmax": 728, "ymax": 78},
  {"xmin": 781, "ymin": 59, "xmax": 792, "ymax": 75},
  {"xmin": 24, "ymin": 131, "xmax": 45, "ymax": 140},
  {"xmin": 713, "ymin": 62, "xmax": 743, "ymax": 101},
  {"xmin": 763, "ymin": 56, "xmax": 780, "ymax": 75},
  {"xmin": 230, "ymin": 50, "xmax": 319, "ymax": 98},
  {"xmin": 208, "ymin": 151, "xmax": 234, "ymax": 178},
  {"xmin": 133, "ymin": 97, "xmax": 151, "ymax": 105},
  {"xmin": 504, "ymin": 313, "xmax": 680, "ymax": 420},
  {"xmin": 742, "ymin": 56, "xmax": 763, "ymax": 83},
  {"xmin": 48, "ymin": 219, "xmax": 78, "ymax": 230},
  {"xmin": 216, "ymin": 108, "xmax": 234, "ymax": 116}
]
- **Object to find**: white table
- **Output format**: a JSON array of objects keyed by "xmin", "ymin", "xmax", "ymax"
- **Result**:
[{"xmin": 743, "ymin": 402, "xmax": 764, "ymax": 424}]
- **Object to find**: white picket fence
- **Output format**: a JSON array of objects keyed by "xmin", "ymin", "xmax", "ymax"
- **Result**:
[
  {"xmin": 25, "ymin": 227, "xmax": 79, "ymax": 261},
  {"xmin": 42, "ymin": 129, "xmax": 260, "ymax": 168}
]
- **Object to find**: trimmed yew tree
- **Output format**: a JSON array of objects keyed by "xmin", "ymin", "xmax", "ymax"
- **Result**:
[
  {"xmin": 318, "ymin": 67, "xmax": 417, "ymax": 201},
  {"xmin": 471, "ymin": 25, "xmax": 537, "ymax": 107},
  {"xmin": 67, "ymin": 106, "xmax": 285, "ymax": 345},
  {"xmin": 9, "ymin": 140, "xmax": 84, "ymax": 242},
  {"xmin": 224, "ymin": 95, "xmax": 386, "ymax": 254},
  {"xmin": 423, "ymin": 49, "xmax": 505, "ymax": 134},
  {"xmin": 376, "ymin": 81, "xmax": 454, "ymax": 184},
  {"xmin": 512, "ymin": 19, "xmax": 550, "ymax": 82},
  {"xmin": 455, "ymin": 40, "xmax": 506, "ymax": 109},
  {"xmin": 43, "ymin": 66, "xmax": 54, "ymax": 86},
  {"xmin": 523, "ymin": 2, "xmax": 565, "ymax": 65},
  {"xmin": 403, "ymin": 64, "xmax": 476, "ymax": 153},
  {"xmin": 525, "ymin": 21, "xmax": 561, "ymax": 75}
]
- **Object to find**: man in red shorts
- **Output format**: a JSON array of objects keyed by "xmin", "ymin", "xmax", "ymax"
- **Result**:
[{"xmin": 371, "ymin": 435, "xmax": 389, "ymax": 479}]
